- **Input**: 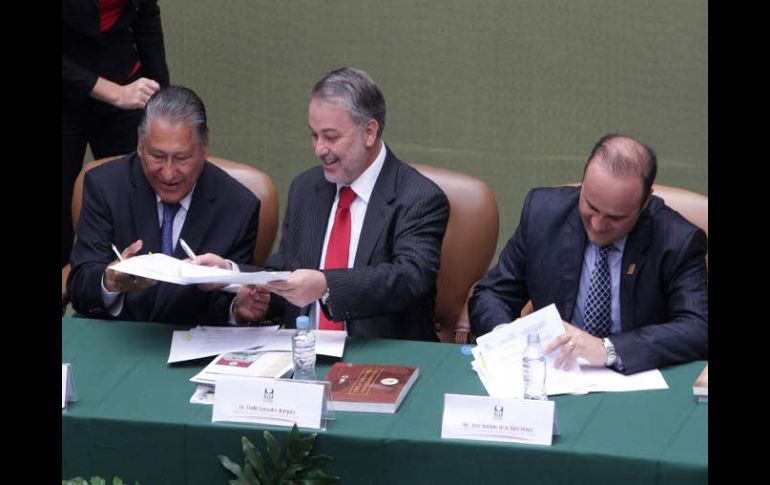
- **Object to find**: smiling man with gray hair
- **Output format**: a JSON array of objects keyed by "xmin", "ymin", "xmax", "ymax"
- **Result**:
[
  {"xmin": 234, "ymin": 67, "xmax": 450, "ymax": 340},
  {"xmin": 68, "ymin": 85, "xmax": 262, "ymax": 325}
]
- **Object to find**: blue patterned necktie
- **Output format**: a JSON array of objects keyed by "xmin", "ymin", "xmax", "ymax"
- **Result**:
[
  {"xmin": 583, "ymin": 244, "xmax": 614, "ymax": 338},
  {"xmin": 161, "ymin": 202, "xmax": 181, "ymax": 256}
]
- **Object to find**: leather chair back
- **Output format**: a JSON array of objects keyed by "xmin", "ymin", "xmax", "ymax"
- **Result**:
[{"xmin": 411, "ymin": 164, "xmax": 499, "ymax": 342}]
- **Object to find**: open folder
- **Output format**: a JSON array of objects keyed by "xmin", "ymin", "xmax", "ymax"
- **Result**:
[{"xmin": 110, "ymin": 253, "xmax": 290, "ymax": 285}]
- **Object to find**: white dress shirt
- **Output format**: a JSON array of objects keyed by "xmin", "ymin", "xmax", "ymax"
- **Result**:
[{"xmin": 310, "ymin": 141, "xmax": 387, "ymax": 329}]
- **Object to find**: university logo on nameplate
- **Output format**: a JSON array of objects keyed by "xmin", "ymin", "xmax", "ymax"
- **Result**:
[
  {"xmin": 441, "ymin": 394, "xmax": 555, "ymax": 446},
  {"xmin": 213, "ymin": 376, "xmax": 326, "ymax": 429}
]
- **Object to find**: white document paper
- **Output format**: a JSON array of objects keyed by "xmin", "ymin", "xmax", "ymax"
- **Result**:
[
  {"xmin": 167, "ymin": 325, "xmax": 280, "ymax": 363},
  {"xmin": 472, "ymin": 304, "xmax": 586, "ymax": 397},
  {"xmin": 470, "ymin": 303, "xmax": 669, "ymax": 396},
  {"xmin": 578, "ymin": 366, "xmax": 668, "ymax": 392},
  {"xmin": 475, "ymin": 304, "xmax": 566, "ymax": 356},
  {"xmin": 256, "ymin": 329, "xmax": 347, "ymax": 358},
  {"xmin": 180, "ymin": 270, "xmax": 292, "ymax": 286},
  {"xmin": 471, "ymin": 346, "xmax": 586, "ymax": 397},
  {"xmin": 441, "ymin": 394, "xmax": 555, "ymax": 446},
  {"xmin": 111, "ymin": 253, "xmax": 289, "ymax": 286},
  {"xmin": 213, "ymin": 377, "xmax": 326, "ymax": 429},
  {"xmin": 190, "ymin": 384, "xmax": 216, "ymax": 405}
]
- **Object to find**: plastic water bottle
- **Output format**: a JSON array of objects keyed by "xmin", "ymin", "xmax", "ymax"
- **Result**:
[
  {"xmin": 522, "ymin": 333, "xmax": 547, "ymax": 400},
  {"xmin": 292, "ymin": 316, "xmax": 317, "ymax": 381}
]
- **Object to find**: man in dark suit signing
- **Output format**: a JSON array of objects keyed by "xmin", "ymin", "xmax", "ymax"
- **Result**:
[
  {"xmin": 233, "ymin": 67, "xmax": 449, "ymax": 340},
  {"xmin": 469, "ymin": 134, "xmax": 707, "ymax": 374},
  {"xmin": 68, "ymin": 86, "xmax": 263, "ymax": 325}
]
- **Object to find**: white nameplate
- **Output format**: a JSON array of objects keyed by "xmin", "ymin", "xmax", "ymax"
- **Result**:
[
  {"xmin": 441, "ymin": 393, "xmax": 555, "ymax": 446},
  {"xmin": 212, "ymin": 377, "xmax": 325, "ymax": 429},
  {"xmin": 62, "ymin": 363, "xmax": 75, "ymax": 410}
]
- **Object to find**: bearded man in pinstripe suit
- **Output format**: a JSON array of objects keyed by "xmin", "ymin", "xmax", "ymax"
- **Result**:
[{"xmin": 240, "ymin": 67, "xmax": 449, "ymax": 340}]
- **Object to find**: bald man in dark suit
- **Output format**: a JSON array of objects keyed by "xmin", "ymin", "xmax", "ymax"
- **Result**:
[{"xmin": 470, "ymin": 134, "xmax": 707, "ymax": 374}]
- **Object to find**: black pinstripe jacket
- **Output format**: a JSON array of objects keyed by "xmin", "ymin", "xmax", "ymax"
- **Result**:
[{"xmin": 266, "ymin": 147, "xmax": 449, "ymax": 341}]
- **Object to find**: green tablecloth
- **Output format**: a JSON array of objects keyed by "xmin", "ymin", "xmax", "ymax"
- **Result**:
[{"xmin": 62, "ymin": 317, "xmax": 707, "ymax": 484}]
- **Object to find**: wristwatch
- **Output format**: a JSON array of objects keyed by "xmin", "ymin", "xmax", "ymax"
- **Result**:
[
  {"xmin": 603, "ymin": 338, "xmax": 617, "ymax": 367},
  {"xmin": 319, "ymin": 287, "xmax": 332, "ymax": 318}
]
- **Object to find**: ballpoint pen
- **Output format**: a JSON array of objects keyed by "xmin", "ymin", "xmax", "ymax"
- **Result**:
[
  {"xmin": 111, "ymin": 244, "xmax": 124, "ymax": 261},
  {"xmin": 179, "ymin": 238, "xmax": 197, "ymax": 259},
  {"xmin": 180, "ymin": 238, "xmax": 241, "ymax": 293}
]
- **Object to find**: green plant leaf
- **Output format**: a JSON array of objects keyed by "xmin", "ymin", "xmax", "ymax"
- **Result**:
[
  {"xmin": 296, "ymin": 467, "xmax": 341, "ymax": 483},
  {"xmin": 264, "ymin": 430, "xmax": 282, "ymax": 468},
  {"xmin": 242, "ymin": 436, "xmax": 270, "ymax": 483},
  {"xmin": 242, "ymin": 464, "xmax": 260, "ymax": 484},
  {"xmin": 218, "ymin": 454, "xmax": 243, "ymax": 478},
  {"xmin": 228, "ymin": 425, "xmax": 339, "ymax": 484},
  {"xmin": 286, "ymin": 424, "xmax": 301, "ymax": 461},
  {"xmin": 282, "ymin": 463, "xmax": 305, "ymax": 478},
  {"xmin": 90, "ymin": 477, "xmax": 107, "ymax": 485},
  {"xmin": 111, "ymin": 478, "xmax": 124, "ymax": 485},
  {"xmin": 294, "ymin": 434, "xmax": 317, "ymax": 459},
  {"xmin": 301, "ymin": 454, "xmax": 334, "ymax": 468}
]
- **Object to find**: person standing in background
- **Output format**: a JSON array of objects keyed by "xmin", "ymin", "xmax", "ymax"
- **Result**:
[{"xmin": 62, "ymin": 0, "xmax": 170, "ymax": 268}]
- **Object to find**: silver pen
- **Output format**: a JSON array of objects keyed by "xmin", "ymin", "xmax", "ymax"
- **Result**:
[
  {"xmin": 111, "ymin": 244, "xmax": 125, "ymax": 261},
  {"xmin": 179, "ymin": 238, "xmax": 197, "ymax": 259},
  {"xmin": 181, "ymin": 238, "xmax": 241, "ymax": 293}
]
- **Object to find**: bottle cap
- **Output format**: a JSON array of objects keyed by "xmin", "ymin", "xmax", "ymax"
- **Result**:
[{"xmin": 296, "ymin": 315, "xmax": 310, "ymax": 329}]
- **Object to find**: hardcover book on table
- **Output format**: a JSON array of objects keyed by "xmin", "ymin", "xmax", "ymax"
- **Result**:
[{"xmin": 325, "ymin": 362, "xmax": 419, "ymax": 413}]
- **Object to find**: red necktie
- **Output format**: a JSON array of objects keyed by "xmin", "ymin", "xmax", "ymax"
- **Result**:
[{"xmin": 319, "ymin": 187, "xmax": 356, "ymax": 330}]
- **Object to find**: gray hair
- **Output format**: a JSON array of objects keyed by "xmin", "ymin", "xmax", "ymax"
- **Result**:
[
  {"xmin": 138, "ymin": 85, "xmax": 209, "ymax": 144},
  {"xmin": 311, "ymin": 67, "xmax": 386, "ymax": 138}
]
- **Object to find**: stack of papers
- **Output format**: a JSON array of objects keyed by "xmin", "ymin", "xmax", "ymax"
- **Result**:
[
  {"xmin": 189, "ymin": 350, "xmax": 294, "ymax": 405},
  {"xmin": 111, "ymin": 253, "xmax": 290, "ymax": 285},
  {"xmin": 191, "ymin": 349, "xmax": 294, "ymax": 385},
  {"xmin": 169, "ymin": 325, "xmax": 348, "ymax": 364},
  {"xmin": 168, "ymin": 325, "xmax": 280, "ymax": 363},
  {"xmin": 470, "ymin": 304, "xmax": 668, "ymax": 397}
]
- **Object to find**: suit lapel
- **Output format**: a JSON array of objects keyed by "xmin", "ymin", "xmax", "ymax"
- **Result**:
[
  {"xmin": 126, "ymin": 155, "xmax": 164, "ymax": 320},
  {"xmin": 620, "ymin": 212, "xmax": 651, "ymax": 331},
  {"xmin": 306, "ymin": 176, "xmax": 336, "ymax": 268},
  {"xmin": 559, "ymin": 203, "xmax": 587, "ymax": 321},
  {"xmin": 354, "ymin": 151, "xmax": 397, "ymax": 267},
  {"xmin": 178, "ymin": 163, "xmax": 217, "ymax": 258},
  {"xmin": 129, "ymin": 154, "xmax": 163, "ymax": 254}
]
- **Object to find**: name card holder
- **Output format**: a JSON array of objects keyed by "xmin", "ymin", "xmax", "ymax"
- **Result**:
[
  {"xmin": 441, "ymin": 394, "xmax": 557, "ymax": 446},
  {"xmin": 62, "ymin": 363, "xmax": 77, "ymax": 411},
  {"xmin": 213, "ymin": 377, "xmax": 333, "ymax": 430}
]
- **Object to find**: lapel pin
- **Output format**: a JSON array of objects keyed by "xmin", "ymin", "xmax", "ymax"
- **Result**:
[{"xmin": 626, "ymin": 263, "xmax": 636, "ymax": 275}]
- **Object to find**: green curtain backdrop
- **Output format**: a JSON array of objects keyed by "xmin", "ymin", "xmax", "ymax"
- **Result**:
[{"xmin": 159, "ymin": 0, "xmax": 707, "ymax": 258}]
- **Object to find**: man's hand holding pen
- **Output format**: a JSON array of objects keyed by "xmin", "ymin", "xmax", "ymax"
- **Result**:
[{"xmin": 104, "ymin": 239, "xmax": 156, "ymax": 293}]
